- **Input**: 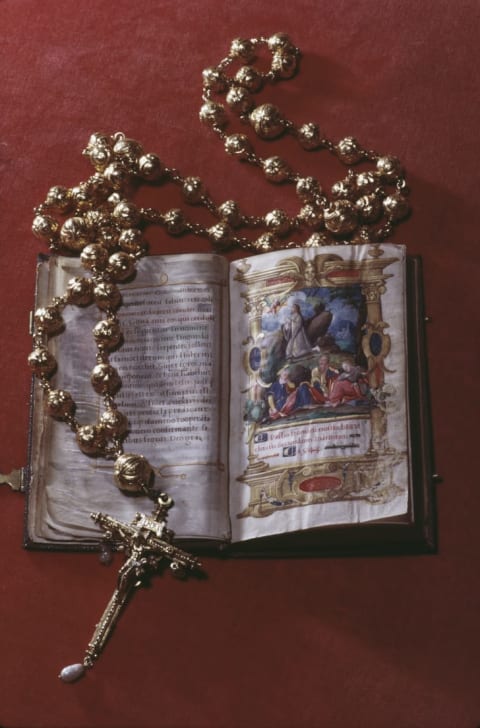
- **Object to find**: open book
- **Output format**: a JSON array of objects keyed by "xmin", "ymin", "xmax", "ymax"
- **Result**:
[{"xmin": 25, "ymin": 244, "xmax": 435, "ymax": 554}]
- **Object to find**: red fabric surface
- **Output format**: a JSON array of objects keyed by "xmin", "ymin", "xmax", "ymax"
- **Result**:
[{"xmin": 0, "ymin": 1, "xmax": 479, "ymax": 727}]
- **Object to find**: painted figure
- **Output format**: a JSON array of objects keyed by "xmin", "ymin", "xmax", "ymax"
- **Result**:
[{"xmin": 283, "ymin": 303, "xmax": 311, "ymax": 360}]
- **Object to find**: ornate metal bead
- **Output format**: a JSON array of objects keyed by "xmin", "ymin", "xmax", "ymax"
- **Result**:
[
  {"xmin": 199, "ymin": 101, "xmax": 227, "ymax": 128},
  {"xmin": 76, "ymin": 425, "xmax": 107, "ymax": 456},
  {"xmin": 45, "ymin": 185, "xmax": 72, "ymax": 212},
  {"xmin": 91, "ymin": 363, "xmax": 121, "ymax": 395},
  {"xmin": 271, "ymin": 51, "xmax": 297, "ymax": 79},
  {"xmin": 28, "ymin": 347, "xmax": 56, "ymax": 376},
  {"xmin": 93, "ymin": 282, "xmax": 122, "ymax": 310},
  {"xmin": 249, "ymin": 104, "xmax": 284, "ymax": 139},
  {"xmin": 324, "ymin": 200, "xmax": 358, "ymax": 234},
  {"xmin": 226, "ymin": 86, "xmax": 253, "ymax": 114},
  {"xmin": 113, "ymin": 453, "xmax": 154, "ymax": 493},
  {"xmin": 297, "ymin": 122, "xmax": 322, "ymax": 150},
  {"xmin": 356, "ymin": 194, "xmax": 382, "ymax": 222},
  {"xmin": 112, "ymin": 137, "xmax": 143, "ymax": 171},
  {"xmin": 93, "ymin": 318, "xmax": 122, "ymax": 349},
  {"xmin": 182, "ymin": 177, "xmax": 205, "ymax": 204},
  {"xmin": 87, "ymin": 173, "xmax": 112, "ymax": 200},
  {"xmin": 331, "ymin": 178, "xmax": 355, "ymax": 199},
  {"xmin": 376, "ymin": 155, "xmax": 403, "ymax": 180},
  {"xmin": 97, "ymin": 224, "xmax": 121, "ymax": 251},
  {"xmin": 46, "ymin": 389, "xmax": 75, "ymax": 419},
  {"xmin": 264, "ymin": 209, "xmax": 290, "ymax": 236},
  {"xmin": 356, "ymin": 171, "xmax": 378, "ymax": 193},
  {"xmin": 80, "ymin": 243, "xmax": 109, "ymax": 270},
  {"xmin": 71, "ymin": 183, "xmax": 92, "ymax": 212},
  {"xmin": 138, "ymin": 153, "xmax": 164, "ymax": 181},
  {"xmin": 118, "ymin": 228, "xmax": 147, "ymax": 254},
  {"xmin": 32, "ymin": 214, "xmax": 59, "ymax": 241},
  {"xmin": 112, "ymin": 201, "xmax": 141, "ymax": 228},
  {"xmin": 208, "ymin": 222, "xmax": 233, "ymax": 250},
  {"xmin": 298, "ymin": 203, "xmax": 324, "ymax": 229},
  {"xmin": 304, "ymin": 233, "xmax": 323, "ymax": 247},
  {"xmin": 108, "ymin": 252, "xmax": 136, "ymax": 281},
  {"xmin": 66, "ymin": 276, "xmax": 94, "ymax": 306},
  {"xmin": 100, "ymin": 408, "xmax": 128, "ymax": 436},
  {"xmin": 202, "ymin": 66, "xmax": 227, "ymax": 92},
  {"xmin": 336, "ymin": 137, "xmax": 364, "ymax": 165},
  {"xmin": 296, "ymin": 176, "xmax": 322, "ymax": 202},
  {"xmin": 60, "ymin": 216, "xmax": 91, "ymax": 252},
  {"xmin": 103, "ymin": 162, "xmax": 129, "ymax": 190},
  {"xmin": 224, "ymin": 134, "xmax": 252, "ymax": 158},
  {"xmin": 163, "ymin": 209, "xmax": 187, "ymax": 235},
  {"xmin": 85, "ymin": 143, "xmax": 113, "ymax": 172},
  {"xmin": 253, "ymin": 232, "xmax": 279, "ymax": 252},
  {"xmin": 262, "ymin": 156, "xmax": 291, "ymax": 183},
  {"xmin": 230, "ymin": 38, "xmax": 256, "ymax": 61},
  {"xmin": 267, "ymin": 33, "xmax": 294, "ymax": 52},
  {"xmin": 218, "ymin": 200, "xmax": 242, "ymax": 227},
  {"xmin": 235, "ymin": 65, "xmax": 262, "ymax": 91},
  {"xmin": 383, "ymin": 193, "xmax": 409, "ymax": 221},
  {"xmin": 34, "ymin": 306, "xmax": 64, "ymax": 335}
]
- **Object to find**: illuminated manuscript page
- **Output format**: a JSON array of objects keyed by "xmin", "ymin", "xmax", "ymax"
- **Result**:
[
  {"xmin": 228, "ymin": 244, "xmax": 410, "ymax": 543},
  {"xmin": 28, "ymin": 254, "xmax": 231, "ymax": 544}
]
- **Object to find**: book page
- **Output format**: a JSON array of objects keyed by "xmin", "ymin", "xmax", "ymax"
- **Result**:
[
  {"xmin": 229, "ymin": 244, "xmax": 410, "ymax": 543},
  {"xmin": 28, "ymin": 253, "xmax": 231, "ymax": 545}
]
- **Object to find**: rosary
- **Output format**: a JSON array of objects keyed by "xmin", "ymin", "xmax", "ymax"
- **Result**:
[{"xmin": 28, "ymin": 33, "xmax": 409, "ymax": 682}]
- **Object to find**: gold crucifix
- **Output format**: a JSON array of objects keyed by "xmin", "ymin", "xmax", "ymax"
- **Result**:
[{"xmin": 59, "ymin": 493, "xmax": 202, "ymax": 683}]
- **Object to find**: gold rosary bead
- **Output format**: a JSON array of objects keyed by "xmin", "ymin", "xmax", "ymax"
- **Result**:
[
  {"xmin": 45, "ymin": 389, "xmax": 76, "ymax": 419},
  {"xmin": 296, "ymin": 122, "xmax": 322, "ymax": 151},
  {"xmin": 264, "ymin": 209, "xmax": 291, "ymax": 236},
  {"xmin": 331, "ymin": 178, "xmax": 355, "ymax": 199},
  {"xmin": 83, "ymin": 133, "xmax": 114, "ymax": 172},
  {"xmin": 163, "ymin": 209, "xmax": 187, "ymax": 235},
  {"xmin": 65, "ymin": 276, "xmax": 94, "ymax": 306},
  {"xmin": 97, "ymin": 224, "xmax": 121, "ymax": 251},
  {"xmin": 249, "ymin": 104, "xmax": 285, "ymax": 139},
  {"xmin": 93, "ymin": 281, "xmax": 122, "ymax": 310},
  {"xmin": 271, "ymin": 50, "xmax": 297, "ymax": 79},
  {"xmin": 324, "ymin": 200, "xmax": 358, "ymax": 235},
  {"xmin": 382, "ymin": 192, "xmax": 410, "ymax": 221},
  {"xmin": 103, "ymin": 162, "xmax": 130, "ymax": 191},
  {"xmin": 45, "ymin": 185, "xmax": 73, "ymax": 212},
  {"xmin": 93, "ymin": 318, "xmax": 122, "ymax": 349},
  {"xmin": 304, "ymin": 233, "xmax": 323, "ymax": 247},
  {"xmin": 224, "ymin": 134, "xmax": 253, "ymax": 159},
  {"xmin": 202, "ymin": 66, "xmax": 228, "ymax": 93},
  {"xmin": 199, "ymin": 101, "xmax": 228, "ymax": 128},
  {"xmin": 76, "ymin": 424, "xmax": 108, "ymax": 456},
  {"xmin": 355, "ymin": 194, "xmax": 382, "ymax": 222},
  {"xmin": 91, "ymin": 363, "xmax": 121, "ymax": 395},
  {"xmin": 34, "ymin": 306, "xmax": 64, "ymax": 335},
  {"xmin": 235, "ymin": 65, "xmax": 263, "ymax": 92},
  {"xmin": 226, "ymin": 86, "xmax": 254, "ymax": 114},
  {"xmin": 118, "ymin": 227, "xmax": 147, "ymax": 254},
  {"xmin": 59, "ymin": 216, "xmax": 91, "ymax": 252},
  {"xmin": 138, "ymin": 153, "xmax": 165, "ymax": 181},
  {"xmin": 296, "ymin": 176, "xmax": 322, "ymax": 202},
  {"xmin": 100, "ymin": 408, "xmax": 128, "ymax": 436},
  {"xmin": 113, "ymin": 453, "xmax": 154, "ymax": 493},
  {"xmin": 230, "ymin": 37, "xmax": 256, "ymax": 62},
  {"xmin": 253, "ymin": 232, "xmax": 279, "ymax": 252},
  {"xmin": 32, "ymin": 214, "xmax": 59, "ymax": 241},
  {"xmin": 262, "ymin": 156, "xmax": 291, "ymax": 182},
  {"xmin": 80, "ymin": 243, "xmax": 110, "ymax": 271},
  {"xmin": 182, "ymin": 177, "xmax": 205, "ymax": 204},
  {"xmin": 218, "ymin": 200, "xmax": 242, "ymax": 227},
  {"xmin": 355, "ymin": 171, "xmax": 378, "ymax": 194},
  {"xmin": 28, "ymin": 347, "xmax": 57, "ymax": 377},
  {"xmin": 376, "ymin": 155, "xmax": 403, "ymax": 180},
  {"xmin": 71, "ymin": 182, "xmax": 94, "ymax": 212},
  {"xmin": 113, "ymin": 137, "xmax": 144, "ymax": 171},
  {"xmin": 108, "ymin": 252, "xmax": 136, "ymax": 281},
  {"xmin": 298, "ymin": 203, "xmax": 324, "ymax": 229},
  {"xmin": 336, "ymin": 137, "xmax": 364, "ymax": 165},
  {"xmin": 207, "ymin": 222, "xmax": 233, "ymax": 251},
  {"xmin": 112, "ymin": 201, "xmax": 141, "ymax": 228},
  {"xmin": 267, "ymin": 32, "xmax": 294, "ymax": 53}
]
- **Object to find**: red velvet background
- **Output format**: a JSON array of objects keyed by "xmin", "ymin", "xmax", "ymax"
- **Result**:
[{"xmin": 1, "ymin": 2, "xmax": 479, "ymax": 727}]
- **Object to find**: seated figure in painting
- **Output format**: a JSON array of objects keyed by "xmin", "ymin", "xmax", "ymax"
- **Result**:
[
  {"xmin": 327, "ymin": 359, "xmax": 370, "ymax": 407},
  {"xmin": 267, "ymin": 368, "xmax": 296, "ymax": 419},
  {"xmin": 311, "ymin": 354, "xmax": 339, "ymax": 398},
  {"xmin": 267, "ymin": 365, "xmax": 327, "ymax": 420}
]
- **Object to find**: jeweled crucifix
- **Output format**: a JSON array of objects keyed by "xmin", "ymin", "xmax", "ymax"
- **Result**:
[{"xmin": 59, "ymin": 493, "xmax": 201, "ymax": 683}]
